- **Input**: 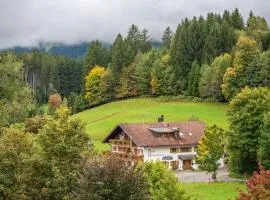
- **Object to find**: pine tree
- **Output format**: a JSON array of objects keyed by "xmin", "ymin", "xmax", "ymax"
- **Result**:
[
  {"xmin": 150, "ymin": 58, "xmax": 165, "ymax": 95},
  {"xmin": 117, "ymin": 53, "xmax": 142, "ymax": 98},
  {"xmin": 231, "ymin": 8, "xmax": 244, "ymax": 30},
  {"xmin": 111, "ymin": 34, "xmax": 125, "ymax": 74},
  {"xmin": 162, "ymin": 27, "xmax": 173, "ymax": 49},
  {"xmin": 188, "ymin": 61, "xmax": 201, "ymax": 97},
  {"xmin": 222, "ymin": 10, "xmax": 232, "ymax": 26},
  {"xmin": 84, "ymin": 40, "xmax": 109, "ymax": 74},
  {"xmin": 203, "ymin": 22, "xmax": 223, "ymax": 62},
  {"xmin": 220, "ymin": 21, "xmax": 236, "ymax": 53},
  {"xmin": 170, "ymin": 19, "xmax": 192, "ymax": 92},
  {"xmin": 134, "ymin": 50, "xmax": 158, "ymax": 95}
]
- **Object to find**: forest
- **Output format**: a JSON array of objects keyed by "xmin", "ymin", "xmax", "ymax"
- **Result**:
[{"xmin": 11, "ymin": 9, "xmax": 269, "ymax": 111}]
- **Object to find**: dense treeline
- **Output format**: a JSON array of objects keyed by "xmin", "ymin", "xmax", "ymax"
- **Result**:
[
  {"xmin": 83, "ymin": 9, "xmax": 270, "ymax": 107},
  {"xmin": 19, "ymin": 51, "xmax": 84, "ymax": 103},
  {"xmin": 17, "ymin": 9, "xmax": 270, "ymax": 109}
]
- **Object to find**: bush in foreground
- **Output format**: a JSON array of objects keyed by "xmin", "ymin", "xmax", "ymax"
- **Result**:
[
  {"xmin": 74, "ymin": 154, "xmax": 149, "ymax": 200},
  {"xmin": 237, "ymin": 164, "xmax": 270, "ymax": 200},
  {"xmin": 142, "ymin": 161, "xmax": 189, "ymax": 200}
]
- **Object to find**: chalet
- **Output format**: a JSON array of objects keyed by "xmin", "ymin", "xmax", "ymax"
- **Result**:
[{"xmin": 103, "ymin": 116, "xmax": 206, "ymax": 170}]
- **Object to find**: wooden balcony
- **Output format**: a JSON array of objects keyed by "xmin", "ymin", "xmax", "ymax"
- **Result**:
[
  {"xmin": 109, "ymin": 139, "xmax": 131, "ymax": 147},
  {"xmin": 112, "ymin": 152, "xmax": 144, "ymax": 162}
]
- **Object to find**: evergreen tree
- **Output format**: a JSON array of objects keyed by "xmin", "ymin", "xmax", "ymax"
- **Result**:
[
  {"xmin": 150, "ymin": 58, "xmax": 165, "ymax": 96},
  {"xmin": 134, "ymin": 50, "xmax": 158, "ymax": 95},
  {"xmin": 73, "ymin": 95, "xmax": 86, "ymax": 113},
  {"xmin": 111, "ymin": 34, "xmax": 125, "ymax": 74},
  {"xmin": 84, "ymin": 40, "xmax": 109, "ymax": 73},
  {"xmin": 162, "ymin": 27, "xmax": 173, "ymax": 49},
  {"xmin": 117, "ymin": 53, "xmax": 142, "ymax": 99},
  {"xmin": 247, "ymin": 11, "xmax": 270, "ymax": 50},
  {"xmin": 170, "ymin": 19, "xmax": 192, "ymax": 92},
  {"xmin": 220, "ymin": 21, "xmax": 236, "ymax": 53},
  {"xmin": 231, "ymin": 8, "xmax": 244, "ymax": 30},
  {"xmin": 222, "ymin": 10, "xmax": 232, "ymax": 26},
  {"xmin": 187, "ymin": 61, "xmax": 201, "ymax": 97},
  {"xmin": 140, "ymin": 28, "xmax": 152, "ymax": 53},
  {"xmin": 188, "ymin": 17, "xmax": 206, "ymax": 63},
  {"xmin": 203, "ymin": 22, "xmax": 223, "ymax": 62},
  {"xmin": 123, "ymin": 24, "xmax": 152, "ymax": 67}
]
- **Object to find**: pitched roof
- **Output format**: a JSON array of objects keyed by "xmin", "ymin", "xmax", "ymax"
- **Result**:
[{"xmin": 103, "ymin": 121, "xmax": 205, "ymax": 147}]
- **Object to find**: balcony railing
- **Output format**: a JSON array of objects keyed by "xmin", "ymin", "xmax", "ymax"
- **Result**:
[{"xmin": 109, "ymin": 139, "xmax": 131, "ymax": 146}]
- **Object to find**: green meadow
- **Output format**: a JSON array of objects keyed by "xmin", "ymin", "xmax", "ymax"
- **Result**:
[
  {"xmin": 73, "ymin": 98, "xmax": 228, "ymax": 151},
  {"xmin": 182, "ymin": 182, "xmax": 246, "ymax": 200}
]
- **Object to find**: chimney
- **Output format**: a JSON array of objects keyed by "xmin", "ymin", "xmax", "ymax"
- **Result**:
[{"xmin": 158, "ymin": 115, "xmax": 164, "ymax": 122}]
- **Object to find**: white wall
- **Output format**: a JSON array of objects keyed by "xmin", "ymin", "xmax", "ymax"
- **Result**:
[{"xmin": 142, "ymin": 146, "xmax": 197, "ymax": 170}]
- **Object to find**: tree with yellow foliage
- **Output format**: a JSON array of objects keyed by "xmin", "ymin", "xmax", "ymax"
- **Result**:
[
  {"xmin": 221, "ymin": 36, "xmax": 261, "ymax": 100},
  {"xmin": 84, "ymin": 66, "xmax": 110, "ymax": 106},
  {"xmin": 196, "ymin": 125, "xmax": 224, "ymax": 181}
]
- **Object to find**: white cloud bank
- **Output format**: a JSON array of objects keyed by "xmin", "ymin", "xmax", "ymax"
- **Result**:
[{"xmin": 0, "ymin": 0, "xmax": 269, "ymax": 48}]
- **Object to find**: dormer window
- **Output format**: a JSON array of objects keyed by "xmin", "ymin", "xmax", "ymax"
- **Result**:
[{"xmin": 148, "ymin": 127, "xmax": 181, "ymax": 139}]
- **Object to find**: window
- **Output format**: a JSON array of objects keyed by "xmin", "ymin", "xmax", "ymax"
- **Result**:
[
  {"xmin": 170, "ymin": 148, "xmax": 179, "ymax": 153},
  {"xmin": 180, "ymin": 147, "xmax": 191, "ymax": 152},
  {"xmin": 112, "ymin": 146, "xmax": 117, "ymax": 152}
]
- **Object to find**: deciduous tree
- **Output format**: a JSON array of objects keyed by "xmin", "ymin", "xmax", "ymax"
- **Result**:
[
  {"xmin": 0, "ymin": 52, "xmax": 34, "ymax": 128},
  {"xmin": 221, "ymin": 36, "xmax": 261, "ymax": 100},
  {"xmin": 258, "ymin": 112, "xmax": 270, "ymax": 169},
  {"xmin": 84, "ymin": 66, "xmax": 106, "ymax": 106},
  {"xmin": 199, "ymin": 53, "xmax": 232, "ymax": 100},
  {"xmin": 227, "ymin": 87, "xmax": 270, "ymax": 174},
  {"xmin": 37, "ymin": 105, "xmax": 90, "ymax": 199},
  {"xmin": 196, "ymin": 125, "xmax": 224, "ymax": 181}
]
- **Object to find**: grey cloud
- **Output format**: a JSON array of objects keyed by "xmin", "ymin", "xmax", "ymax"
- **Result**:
[{"xmin": 0, "ymin": 0, "xmax": 269, "ymax": 49}]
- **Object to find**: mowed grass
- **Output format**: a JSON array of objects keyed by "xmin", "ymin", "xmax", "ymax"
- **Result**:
[
  {"xmin": 182, "ymin": 182, "xmax": 246, "ymax": 200},
  {"xmin": 73, "ymin": 98, "xmax": 228, "ymax": 151}
]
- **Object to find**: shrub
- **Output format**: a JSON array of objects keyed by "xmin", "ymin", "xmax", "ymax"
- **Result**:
[
  {"xmin": 237, "ymin": 164, "xmax": 270, "ymax": 200},
  {"xmin": 74, "ymin": 154, "xmax": 149, "ymax": 200}
]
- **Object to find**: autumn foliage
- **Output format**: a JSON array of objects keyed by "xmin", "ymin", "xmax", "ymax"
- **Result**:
[
  {"xmin": 237, "ymin": 164, "xmax": 270, "ymax": 200},
  {"xmin": 48, "ymin": 93, "xmax": 62, "ymax": 110}
]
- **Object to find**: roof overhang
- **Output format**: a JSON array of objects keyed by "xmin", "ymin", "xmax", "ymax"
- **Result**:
[
  {"xmin": 102, "ymin": 124, "xmax": 140, "ymax": 146},
  {"xmin": 178, "ymin": 153, "xmax": 197, "ymax": 160}
]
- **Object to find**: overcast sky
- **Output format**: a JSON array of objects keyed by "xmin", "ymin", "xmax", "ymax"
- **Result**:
[{"xmin": 1, "ymin": 0, "xmax": 269, "ymax": 48}]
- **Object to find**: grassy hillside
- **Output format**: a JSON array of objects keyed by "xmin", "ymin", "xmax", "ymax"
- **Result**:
[{"xmin": 73, "ymin": 98, "xmax": 228, "ymax": 151}]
